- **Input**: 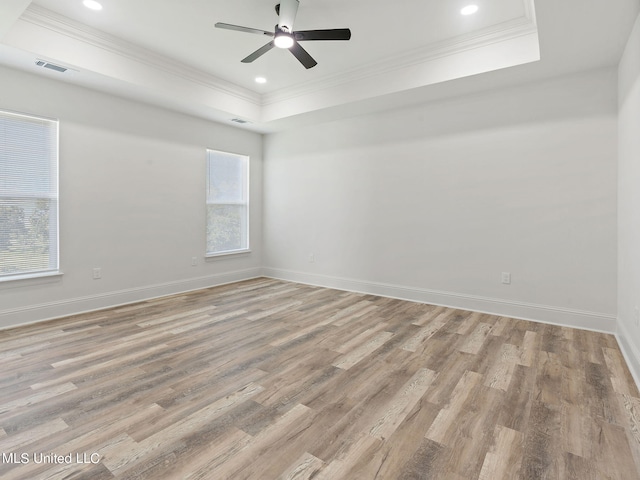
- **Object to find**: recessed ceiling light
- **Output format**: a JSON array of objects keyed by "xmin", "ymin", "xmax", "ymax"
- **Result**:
[
  {"xmin": 460, "ymin": 5, "xmax": 479, "ymax": 15},
  {"xmin": 255, "ymin": 77, "xmax": 267, "ymax": 84},
  {"xmin": 83, "ymin": 0, "xmax": 103, "ymax": 11}
]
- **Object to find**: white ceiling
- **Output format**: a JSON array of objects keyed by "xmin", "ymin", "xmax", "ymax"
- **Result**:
[
  {"xmin": 30, "ymin": 0, "xmax": 530, "ymax": 91},
  {"xmin": 0, "ymin": 0, "xmax": 638, "ymax": 132}
]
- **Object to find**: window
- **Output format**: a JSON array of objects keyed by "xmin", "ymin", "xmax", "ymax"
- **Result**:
[
  {"xmin": 206, "ymin": 149, "xmax": 249, "ymax": 255},
  {"xmin": 0, "ymin": 110, "xmax": 59, "ymax": 280}
]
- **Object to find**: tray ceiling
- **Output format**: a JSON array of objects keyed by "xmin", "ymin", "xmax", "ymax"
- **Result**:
[{"xmin": 0, "ymin": 0, "xmax": 637, "ymax": 131}]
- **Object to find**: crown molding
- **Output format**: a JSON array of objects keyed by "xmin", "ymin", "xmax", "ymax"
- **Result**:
[
  {"xmin": 522, "ymin": 0, "xmax": 537, "ymax": 25},
  {"xmin": 21, "ymin": 4, "xmax": 261, "ymax": 106},
  {"xmin": 262, "ymin": 15, "xmax": 538, "ymax": 106},
  {"xmin": 17, "ymin": 2, "xmax": 539, "ymax": 121}
]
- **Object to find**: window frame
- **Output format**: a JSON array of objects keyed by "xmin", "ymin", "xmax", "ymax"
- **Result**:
[
  {"xmin": 0, "ymin": 109, "xmax": 60, "ymax": 282},
  {"xmin": 205, "ymin": 149, "xmax": 250, "ymax": 257}
]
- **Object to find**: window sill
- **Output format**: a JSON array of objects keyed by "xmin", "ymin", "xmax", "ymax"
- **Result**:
[
  {"xmin": 205, "ymin": 249, "xmax": 251, "ymax": 259},
  {"xmin": 0, "ymin": 270, "xmax": 64, "ymax": 284}
]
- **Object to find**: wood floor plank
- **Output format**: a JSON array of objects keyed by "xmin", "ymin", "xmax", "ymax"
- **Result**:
[
  {"xmin": 276, "ymin": 452, "xmax": 324, "ymax": 480},
  {"xmin": 518, "ymin": 330, "xmax": 538, "ymax": 367},
  {"xmin": 163, "ymin": 427, "xmax": 253, "ymax": 480},
  {"xmin": 484, "ymin": 343, "xmax": 520, "ymax": 391},
  {"xmin": 457, "ymin": 322, "xmax": 493, "ymax": 354},
  {"xmin": 335, "ymin": 322, "xmax": 390, "ymax": 354},
  {"xmin": 489, "ymin": 316, "xmax": 510, "ymax": 337},
  {"xmin": 562, "ymin": 403, "xmax": 594, "ymax": 458},
  {"xmin": 619, "ymin": 393, "xmax": 640, "ymax": 475},
  {"xmin": 590, "ymin": 419, "xmax": 640, "ymax": 480},
  {"xmin": 411, "ymin": 305, "xmax": 446, "ymax": 327},
  {"xmin": 313, "ymin": 432, "xmax": 382, "ymax": 480},
  {"xmin": 368, "ymin": 367, "xmax": 437, "ymax": 440},
  {"xmin": 478, "ymin": 425, "xmax": 524, "ymax": 480},
  {"xmin": 584, "ymin": 360, "xmax": 624, "ymax": 424},
  {"xmin": 401, "ymin": 312, "xmax": 449, "ymax": 352},
  {"xmin": 560, "ymin": 452, "xmax": 602, "ymax": 480},
  {"xmin": 105, "ymin": 382, "xmax": 264, "ymax": 474},
  {"xmin": 331, "ymin": 331, "xmax": 394, "ymax": 370},
  {"xmin": 0, "ymin": 278, "xmax": 638, "ymax": 479},
  {"xmin": 425, "ymin": 370, "xmax": 484, "ymax": 445},
  {"xmin": 604, "ymin": 347, "xmax": 640, "ymax": 397},
  {"xmin": 0, "ymin": 418, "xmax": 69, "ymax": 451},
  {"xmin": 454, "ymin": 310, "xmax": 481, "ymax": 335},
  {"xmin": 327, "ymin": 300, "xmax": 377, "ymax": 326},
  {"xmin": 536, "ymin": 351, "xmax": 564, "ymax": 406},
  {"xmin": 204, "ymin": 403, "xmax": 313, "ymax": 479},
  {"xmin": 349, "ymin": 396, "xmax": 441, "ymax": 479}
]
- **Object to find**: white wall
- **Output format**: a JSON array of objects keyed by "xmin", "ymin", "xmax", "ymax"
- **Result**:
[
  {"xmin": 618, "ymin": 12, "xmax": 640, "ymax": 383},
  {"xmin": 263, "ymin": 69, "xmax": 619, "ymax": 331},
  {"xmin": 0, "ymin": 65, "xmax": 263, "ymax": 328}
]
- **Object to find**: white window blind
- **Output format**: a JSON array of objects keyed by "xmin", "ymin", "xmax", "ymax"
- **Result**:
[
  {"xmin": 206, "ymin": 149, "xmax": 249, "ymax": 255},
  {"xmin": 0, "ymin": 110, "xmax": 59, "ymax": 279}
]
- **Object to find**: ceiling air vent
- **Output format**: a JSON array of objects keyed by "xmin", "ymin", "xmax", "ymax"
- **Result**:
[
  {"xmin": 35, "ymin": 60, "xmax": 68, "ymax": 73},
  {"xmin": 231, "ymin": 118, "xmax": 250, "ymax": 124}
]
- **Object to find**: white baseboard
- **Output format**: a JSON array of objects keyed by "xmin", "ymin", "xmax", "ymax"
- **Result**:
[
  {"xmin": 266, "ymin": 267, "xmax": 639, "ymax": 389},
  {"xmin": 0, "ymin": 268, "xmax": 262, "ymax": 330},
  {"xmin": 3, "ymin": 265, "xmax": 636, "ymax": 389},
  {"xmin": 262, "ymin": 267, "xmax": 617, "ymax": 334},
  {"xmin": 616, "ymin": 321, "xmax": 640, "ymax": 390}
]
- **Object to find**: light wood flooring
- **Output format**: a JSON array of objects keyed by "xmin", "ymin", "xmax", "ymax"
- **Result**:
[{"xmin": 0, "ymin": 278, "xmax": 639, "ymax": 479}]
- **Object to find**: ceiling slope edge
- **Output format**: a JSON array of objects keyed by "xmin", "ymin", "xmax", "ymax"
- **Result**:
[
  {"xmin": 20, "ymin": 5, "xmax": 261, "ymax": 105},
  {"xmin": 260, "ymin": 22, "xmax": 540, "ymax": 123},
  {"xmin": 2, "ymin": 4, "xmax": 262, "ymax": 123},
  {"xmin": 262, "ymin": 16, "xmax": 538, "ymax": 107}
]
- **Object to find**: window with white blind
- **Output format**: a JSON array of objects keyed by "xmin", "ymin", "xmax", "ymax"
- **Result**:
[
  {"xmin": 0, "ymin": 110, "xmax": 59, "ymax": 280},
  {"xmin": 206, "ymin": 149, "xmax": 249, "ymax": 256}
]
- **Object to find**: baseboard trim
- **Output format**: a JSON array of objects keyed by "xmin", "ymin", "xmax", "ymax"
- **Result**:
[
  {"xmin": 616, "ymin": 321, "xmax": 640, "ymax": 390},
  {"xmin": 0, "ymin": 268, "xmax": 262, "ymax": 330},
  {"xmin": 262, "ymin": 267, "xmax": 617, "ymax": 334}
]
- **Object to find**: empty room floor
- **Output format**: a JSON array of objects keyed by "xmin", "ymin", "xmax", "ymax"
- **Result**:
[{"xmin": 0, "ymin": 278, "xmax": 639, "ymax": 479}]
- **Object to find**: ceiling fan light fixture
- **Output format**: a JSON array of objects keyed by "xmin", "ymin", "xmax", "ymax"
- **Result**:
[{"xmin": 274, "ymin": 32, "xmax": 295, "ymax": 49}]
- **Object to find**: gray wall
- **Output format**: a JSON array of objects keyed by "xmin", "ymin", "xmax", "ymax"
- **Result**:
[
  {"xmin": 618, "ymin": 12, "xmax": 640, "ymax": 382},
  {"xmin": 0, "ymin": 66, "xmax": 263, "ymax": 328},
  {"xmin": 263, "ymin": 69, "xmax": 618, "ymax": 332}
]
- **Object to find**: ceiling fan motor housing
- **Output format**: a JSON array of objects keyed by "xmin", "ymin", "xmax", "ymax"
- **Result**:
[{"xmin": 276, "ymin": 0, "xmax": 299, "ymax": 33}]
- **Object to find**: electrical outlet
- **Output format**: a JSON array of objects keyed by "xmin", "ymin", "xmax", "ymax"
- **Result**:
[
  {"xmin": 309, "ymin": 253, "xmax": 315, "ymax": 263},
  {"xmin": 634, "ymin": 306, "xmax": 639, "ymax": 328},
  {"xmin": 191, "ymin": 257, "xmax": 197, "ymax": 267},
  {"xmin": 501, "ymin": 272, "xmax": 511, "ymax": 285},
  {"xmin": 92, "ymin": 267, "xmax": 102, "ymax": 280}
]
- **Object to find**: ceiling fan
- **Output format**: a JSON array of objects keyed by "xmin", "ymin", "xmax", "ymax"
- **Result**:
[{"xmin": 215, "ymin": 0, "xmax": 351, "ymax": 69}]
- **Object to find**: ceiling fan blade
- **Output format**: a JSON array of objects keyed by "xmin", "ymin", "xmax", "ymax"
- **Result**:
[
  {"xmin": 277, "ymin": 0, "xmax": 299, "ymax": 32},
  {"xmin": 294, "ymin": 28, "xmax": 351, "ymax": 41},
  {"xmin": 215, "ymin": 22, "xmax": 273, "ymax": 37},
  {"xmin": 289, "ymin": 42, "xmax": 317, "ymax": 69},
  {"xmin": 241, "ymin": 41, "xmax": 275, "ymax": 63}
]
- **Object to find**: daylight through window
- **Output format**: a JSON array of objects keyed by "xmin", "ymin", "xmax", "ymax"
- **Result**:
[
  {"xmin": 206, "ymin": 149, "xmax": 249, "ymax": 255},
  {"xmin": 0, "ymin": 109, "xmax": 59, "ymax": 280}
]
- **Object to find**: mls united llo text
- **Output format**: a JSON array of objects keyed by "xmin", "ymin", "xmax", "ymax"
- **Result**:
[{"xmin": 2, "ymin": 452, "xmax": 101, "ymax": 464}]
